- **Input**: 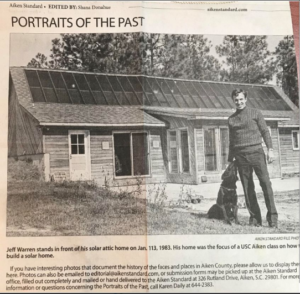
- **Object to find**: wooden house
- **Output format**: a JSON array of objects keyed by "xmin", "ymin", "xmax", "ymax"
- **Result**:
[
  {"xmin": 8, "ymin": 67, "xmax": 299, "ymax": 185},
  {"xmin": 278, "ymin": 110, "xmax": 300, "ymax": 178}
]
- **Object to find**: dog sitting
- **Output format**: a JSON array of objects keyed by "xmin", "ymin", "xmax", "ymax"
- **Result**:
[{"xmin": 207, "ymin": 162, "xmax": 240, "ymax": 225}]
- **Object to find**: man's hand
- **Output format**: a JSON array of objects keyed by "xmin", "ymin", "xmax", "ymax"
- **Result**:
[{"xmin": 267, "ymin": 149, "xmax": 275, "ymax": 164}]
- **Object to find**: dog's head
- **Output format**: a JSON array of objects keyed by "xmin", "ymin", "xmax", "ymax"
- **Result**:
[{"xmin": 221, "ymin": 161, "xmax": 238, "ymax": 183}]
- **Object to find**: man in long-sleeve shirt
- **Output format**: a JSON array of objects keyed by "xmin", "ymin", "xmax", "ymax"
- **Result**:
[{"xmin": 228, "ymin": 88, "xmax": 278, "ymax": 228}]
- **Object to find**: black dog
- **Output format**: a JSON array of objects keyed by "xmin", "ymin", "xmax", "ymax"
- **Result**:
[{"xmin": 207, "ymin": 162, "xmax": 239, "ymax": 225}]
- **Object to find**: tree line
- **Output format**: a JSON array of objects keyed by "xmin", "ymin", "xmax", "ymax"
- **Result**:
[{"xmin": 28, "ymin": 33, "xmax": 299, "ymax": 106}]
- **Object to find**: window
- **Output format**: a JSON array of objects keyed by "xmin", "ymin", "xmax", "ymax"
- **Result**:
[
  {"xmin": 97, "ymin": 76, "xmax": 118, "ymax": 105},
  {"xmin": 68, "ymin": 131, "xmax": 90, "ymax": 181},
  {"xmin": 204, "ymin": 128, "xmax": 217, "ymax": 171},
  {"xmin": 220, "ymin": 128, "xmax": 229, "ymax": 170},
  {"xmin": 148, "ymin": 78, "xmax": 169, "ymax": 106},
  {"xmin": 180, "ymin": 130, "xmax": 190, "ymax": 172},
  {"xmin": 85, "ymin": 74, "xmax": 107, "ymax": 105},
  {"xmin": 107, "ymin": 76, "xmax": 128, "ymax": 105},
  {"xmin": 118, "ymin": 76, "xmax": 140, "ymax": 105},
  {"xmin": 50, "ymin": 71, "xmax": 71, "ymax": 103},
  {"xmin": 169, "ymin": 131, "xmax": 178, "ymax": 173},
  {"xmin": 113, "ymin": 132, "xmax": 149, "ymax": 177},
  {"xmin": 71, "ymin": 134, "xmax": 85, "ymax": 154},
  {"xmin": 132, "ymin": 133, "xmax": 150, "ymax": 176},
  {"xmin": 168, "ymin": 129, "xmax": 190, "ymax": 173},
  {"xmin": 25, "ymin": 70, "xmax": 140, "ymax": 106},
  {"xmin": 203, "ymin": 127, "xmax": 229, "ymax": 172},
  {"xmin": 292, "ymin": 130, "xmax": 299, "ymax": 150},
  {"xmin": 25, "ymin": 70, "xmax": 45, "ymax": 102},
  {"xmin": 74, "ymin": 73, "xmax": 95, "ymax": 104},
  {"xmin": 62, "ymin": 72, "xmax": 83, "ymax": 104},
  {"xmin": 38, "ymin": 71, "xmax": 58, "ymax": 103}
]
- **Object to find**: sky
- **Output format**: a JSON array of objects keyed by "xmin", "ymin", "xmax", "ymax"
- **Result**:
[
  {"xmin": 10, "ymin": 33, "xmax": 288, "ymax": 85},
  {"xmin": 10, "ymin": 33, "xmax": 61, "ymax": 67}
]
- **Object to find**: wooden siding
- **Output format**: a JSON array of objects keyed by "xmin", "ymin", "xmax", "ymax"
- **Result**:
[
  {"xmin": 43, "ymin": 127, "xmax": 167, "ymax": 185},
  {"xmin": 194, "ymin": 122, "xmax": 281, "ymax": 183},
  {"xmin": 261, "ymin": 125, "xmax": 281, "ymax": 179},
  {"xmin": 8, "ymin": 81, "xmax": 17, "ymax": 156},
  {"xmin": 8, "ymin": 81, "xmax": 43, "ymax": 157},
  {"xmin": 195, "ymin": 128, "xmax": 205, "ymax": 182},
  {"xmin": 148, "ymin": 130, "xmax": 166, "ymax": 183},
  {"xmin": 37, "ymin": 122, "xmax": 289, "ymax": 184},
  {"xmin": 44, "ymin": 131, "xmax": 70, "ymax": 180},
  {"xmin": 89, "ymin": 129, "xmax": 166, "ymax": 186},
  {"xmin": 159, "ymin": 116, "xmax": 198, "ymax": 184},
  {"xmin": 194, "ymin": 121, "xmax": 228, "ymax": 183},
  {"xmin": 279, "ymin": 128, "xmax": 300, "ymax": 176},
  {"xmin": 90, "ymin": 131, "xmax": 114, "ymax": 186}
]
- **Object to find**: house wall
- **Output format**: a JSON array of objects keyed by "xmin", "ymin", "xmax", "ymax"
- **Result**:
[
  {"xmin": 8, "ymin": 80, "xmax": 43, "ymax": 157},
  {"xmin": 18, "ymin": 120, "xmax": 288, "ymax": 186},
  {"xmin": 148, "ymin": 129, "xmax": 166, "ymax": 183},
  {"xmin": 279, "ymin": 128, "xmax": 300, "ymax": 177},
  {"xmin": 194, "ymin": 120, "xmax": 229, "ymax": 183},
  {"xmin": 90, "ymin": 130, "xmax": 114, "ymax": 186},
  {"xmin": 159, "ymin": 116, "xmax": 198, "ymax": 184},
  {"xmin": 194, "ymin": 121, "xmax": 281, "ymax": 183},
  {"xmin": 261, "ymin": 125, "xmax": 281, "ymax": 179},
  {"xmin": 43, "ymin": 129, "xmax": 70, "ymax": 181},
  {"xmin": 43, "ymin": 127, "xmax": 166, "ymax": 185},
  {"xmin": 91, "ymin": 129, "xmax": 166, "ymax": 186},
  {"xmin": 195, "ymin": 127, "xmax": 205, "ymax": 183}
]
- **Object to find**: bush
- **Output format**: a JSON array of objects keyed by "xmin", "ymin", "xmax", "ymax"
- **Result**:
[
  {"xmin": 8, "ymin": 158, "xmax": 41, "ymax": 181},
  {"xmin": 282, "ymin": 172, "xmax": 299, "ymax": 178}
]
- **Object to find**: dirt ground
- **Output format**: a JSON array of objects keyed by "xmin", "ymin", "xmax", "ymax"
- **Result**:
[{"xmin": 195, "ymin": 192, "xmax": 299, "ymax": 223}]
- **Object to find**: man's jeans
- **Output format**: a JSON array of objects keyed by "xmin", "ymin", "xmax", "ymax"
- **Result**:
[{"xmin": 235, "ymin": 148, "xmax": 278, "ymax": 226}]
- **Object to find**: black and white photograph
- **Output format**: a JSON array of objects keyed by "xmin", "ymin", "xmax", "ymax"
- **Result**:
[{"xmin": 7, "ymin": 33, "xmax": 299, "ymax": 236}]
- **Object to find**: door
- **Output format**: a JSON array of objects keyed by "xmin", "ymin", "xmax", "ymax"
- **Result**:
[
  {"xmin": 132, "ymin": 133, "xmax": 149, "ymax": 176},
  {"xmin": 167, "ymin": 129, "xmax": 190, "ymax": 174},
  {"xmin": 204, "ymin": 127, "xmax": 229, "ymax": 172},
  {"xmin": 69, "ymin": 130, "xmax": 91, "ymax": 181},
  {"xmin": 204, "ymin": 128, "xmax": 217, "ymax": 171},
  {"xmin": 220, "ymin": 128, "xmax": 229, "ymax": 170},
  {"xmin": 113, "ymin": 132, "xmax": 150, "ymax": 177},
  {"xmin": 180, "ymin": 130, "xmax": 190, "ymax": 173}
]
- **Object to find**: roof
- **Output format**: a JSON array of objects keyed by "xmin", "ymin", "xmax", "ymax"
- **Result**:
[
  {"xmin": 278, "ymin": 110, "xmax": 299, "ymax": 127},
  {"xmin": 142, "ymin": 107, "xmax": 293, "ymax": 121},
  {"xmin": 21, "ymin": 104, "xmax": 165, "ymax": 127},
  {"xmin": 10, "ymin": 67, "xmax": 298, "ymax": 125},
  {"xmin": 10, "ymin": 67, "xmax": 164, "ymax": 127}
]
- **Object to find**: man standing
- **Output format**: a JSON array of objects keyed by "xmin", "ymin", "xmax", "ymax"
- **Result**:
[{"xmin": 228, "ymin": 88, "xmax": 278, "ymax": 228}]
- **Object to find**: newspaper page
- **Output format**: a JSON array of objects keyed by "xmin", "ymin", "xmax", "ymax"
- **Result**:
[{"xmin": 0, "ymin": 1, "xmax": 299, "ymax": 293}]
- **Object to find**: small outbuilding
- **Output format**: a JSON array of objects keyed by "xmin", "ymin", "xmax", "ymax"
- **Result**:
[{"xmin": 8, "ymin": 67, "xmax": 299, "ymax": 185}]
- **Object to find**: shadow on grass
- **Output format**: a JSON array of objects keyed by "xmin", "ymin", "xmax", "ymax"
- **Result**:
[{"xmin": 192, "ymin": 212, "xmax": 208, "ymax": 218}]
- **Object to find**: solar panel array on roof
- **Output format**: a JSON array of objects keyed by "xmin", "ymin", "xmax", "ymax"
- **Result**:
[{"xmin": 24, "ymin": 69, "xmax": 292, "ymax": 111}]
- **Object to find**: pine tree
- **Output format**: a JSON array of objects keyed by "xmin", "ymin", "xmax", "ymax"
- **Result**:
[
  {"xmin": 216, "ymin": 35, "xmax": 274, "ymax": 84},
  {"xmin": 27, "ymin": 33, "xmax": 220, "ymax": 81},
  {"xmin": 273, "ymin": 36, "xmax": 299, "ymax": 106}
]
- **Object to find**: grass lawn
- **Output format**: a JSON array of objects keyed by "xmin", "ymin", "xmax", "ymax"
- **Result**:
[
  {"xmin": 147, "ymin": 207, "xmax": 299, "ymax": 235},
  {"xmin": 7, "ymin": 181, "xmax": 299, "ymax": 236},
  {"xmin": 7, "ymin": 180, "xmax": 148, "ymax": 236},
  {"xmin": 7, "ymin": 159, "xmax": 299, "ymax": 236}
]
